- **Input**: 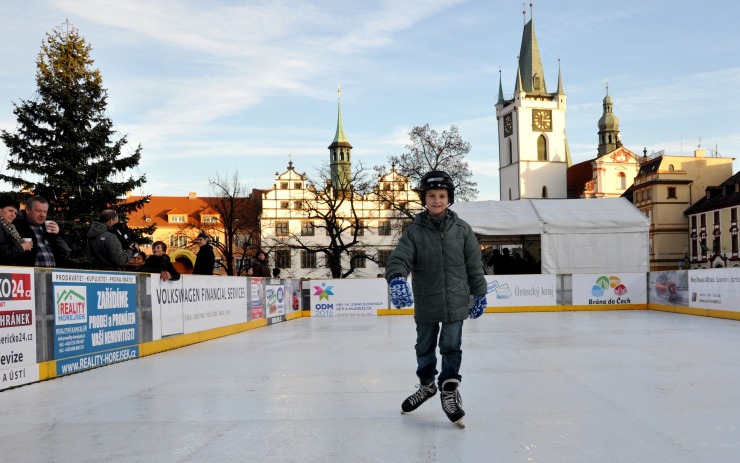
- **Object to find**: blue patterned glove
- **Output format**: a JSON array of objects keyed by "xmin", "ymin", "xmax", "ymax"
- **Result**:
[
  {"xmin": 389, "ymin": 276, "xmax": 414, "ymax": 308},
  {"xmin": 469, "ymin": 295, "xmax": 487, "ymax": 319}
]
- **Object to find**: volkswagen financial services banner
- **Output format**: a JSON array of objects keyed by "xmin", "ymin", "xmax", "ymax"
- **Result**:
[
  {"xmin": 150, "ymin": 275, "xmax": 248, "ymax": 339},
  {"xmin": 0, "ymin": 268, "xmax": 39, "ymax": 390},
  {"xmin": 310, "ymin": 278, "xmax": 387, "ymax": 317},
  {"xmin": 52, "ymin": 271, "xmax": 138, "ymax": 375}
]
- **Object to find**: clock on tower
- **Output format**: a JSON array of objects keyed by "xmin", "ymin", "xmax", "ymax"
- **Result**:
[{"xmin": 532, "ymin": 109, "xmax": 552, "ymax": 132}]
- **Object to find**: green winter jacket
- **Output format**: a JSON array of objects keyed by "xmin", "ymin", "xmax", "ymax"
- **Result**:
[{"xmin": 385, "ymin": 209, "xmax": 487, "ymax": 323}]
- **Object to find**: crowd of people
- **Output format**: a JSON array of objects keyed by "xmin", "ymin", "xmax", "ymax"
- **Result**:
[
  {"xmin": 0, "ymin": 194, "xmax": 282, "ymax": 280},
  {"xmin": 485, "ymin": 247, "xmax": 540, "ymax": 275}
]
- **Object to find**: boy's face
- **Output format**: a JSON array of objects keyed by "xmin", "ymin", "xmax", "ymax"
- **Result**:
[{"xmin": 425, "ymin": 189, "xmax": 449, "ymax": 217}]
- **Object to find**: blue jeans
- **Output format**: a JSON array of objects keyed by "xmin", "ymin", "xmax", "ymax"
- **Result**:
[{"xmin": 414, "ymin": 320, "xmax": 463, "ymax": 387}]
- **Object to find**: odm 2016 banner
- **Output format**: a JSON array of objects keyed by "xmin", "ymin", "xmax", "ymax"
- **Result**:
[
  {"xmin": 0, "ymin": 268, "xmax": 39, "ymax": 390},
  {"xmin": 52, "ymin": 271, "xmax": 139, "ymax": 376},
  {"xmin": 572, "ymin": 273, "xmax": 647, "ymax": 306},
  {"xmin": 310, "ymin": 278, "xmax": 387, "ymax": 316}
]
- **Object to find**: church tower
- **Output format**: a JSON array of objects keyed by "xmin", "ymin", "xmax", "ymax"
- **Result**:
[
  {"xmin": 597, "ymin": 83, "xmax": 621, "ymax": 156},
  {"xmin": 496, "ymin": 8, "xmax": 570, "ymax": 200},
  {"xmin": 328, "ymin": 85, "xmax": 352, "ymax": 191}
]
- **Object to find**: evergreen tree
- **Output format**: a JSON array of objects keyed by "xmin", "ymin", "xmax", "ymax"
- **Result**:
[{"xmin": 0, "ymin": 22, "xmax": 149, "ymax": 267}]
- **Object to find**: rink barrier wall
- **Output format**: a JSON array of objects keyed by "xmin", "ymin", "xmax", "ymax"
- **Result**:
[{"xmin": 1, "ymin": 267, "xmax": 738, "ymax": 391}]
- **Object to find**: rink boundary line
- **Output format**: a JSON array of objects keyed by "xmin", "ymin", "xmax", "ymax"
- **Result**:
[
  {"xmin": 36, "ymin": 311, "xmax": 307, "ymax": 383},
  {"xmin": 376, "ymin": 304, "xmax": 646, "ymax": 316},
  {"xmin": 649, "ymin": 303, "xmax": 740, "ymax": 321}
]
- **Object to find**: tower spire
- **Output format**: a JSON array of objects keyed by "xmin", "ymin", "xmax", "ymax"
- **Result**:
[
  {"xmin": 333, "ymin": 84, "xmax": 348, "ymax": 145},
  {"xmin": 556, "ymin": 58, "xmax": 564, "ymax": 95},
  {"xmin": 516, "ymin": 9, "xmax": 546, "ymax": 93},
  {"xmin": 497, "ymin": 68, "xmax": 505, "ymax": 105}
]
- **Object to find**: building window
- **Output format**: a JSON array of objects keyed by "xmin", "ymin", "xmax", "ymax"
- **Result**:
[
  {"xmin": 301, "ymin": 221, "xmax": 315, "ymax": 236},
  {"xmin": 537, "ymin": 134, "xmax": 547, "ymax": 161},
  {"xmin": 275, "ymin": 221, "xmax": 289, "ymax": 236},
  {"xmin": 280, "ymin": 201, "xmax": 289, "ymax": 209},
  {"xmin": 280, "ymin": 182, "xmax": 288, "ymax": 189},
  {"xmin": 618, "ymin": 172, "xmax": 626, "ymax": 190},
  {"xmin": 668, "ymin": 164, "xmax": 675, "ymax": 171},
  {"xmin": 542, "ymin": 186, "xmax": 548, "ymax": 198},
  {"xmin": 202, "ymin": 215, "xmax": 219, "ymax": 224},
  {"xmin": 378, "ymin": 220, "xmax": 391, "ymax": 236},
  {"xmin": 169, "ymin": 215, "xmax": 186, "ymax": 223},
  {"xmin": 350, "ymin": 251, "xmax": 366, "ymax": 268},
  {"xmin": 301, "ymin": 250, "xmax": 317, "ymax": 268},
  {"xmin": 667, "ymin": 187, "xmax": 677, "ymax": 199},
  {"xmin": 378, "ymin": 250, "xmax": 392, "ymax": 268},
  {"xmin": 169, "ymin": 235, "xmax": 188, "ymax": 248},
  {"xmin": 235, "ymin": 234, "xmax": 253, "ymax": 248},
  {"xmin": 384, "ymin": 183, "xmax": 391, "ymax": 190},
  {"xmin": 275, "ymin": 249, "xmax": 291, "ymax": 268},
  {"xmin": 294, "ymin": 182, "xmax": 302, "ymax": 189},
  {"xmin": 352, "ymin": 220, "xmax": 364, "ymax": 236},
  {"xmin": 294, "ymin": 201, "xmax": 303, "ymax": 210}
]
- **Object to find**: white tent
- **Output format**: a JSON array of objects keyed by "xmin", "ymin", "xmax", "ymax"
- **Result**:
[{"xmin": 451, "ymin": 198, "xmax": 650, "ymax": 274}]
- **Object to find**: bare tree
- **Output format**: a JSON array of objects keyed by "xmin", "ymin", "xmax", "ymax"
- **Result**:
[
  {"xmin": 271, "ymin": 162, "xmax": 381, "ymax": 278},
  {"xmin": 201, "ymin": 171, "xmax": 259, "ymax": 276},
  {"xmin": 375, "ymin": 124, "xmax": 478, "ymax": 218}
]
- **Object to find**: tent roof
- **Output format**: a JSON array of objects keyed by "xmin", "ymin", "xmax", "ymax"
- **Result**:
[{"xmin": 451, "ymin": 198, "xmax": 649, "ymax": 236}]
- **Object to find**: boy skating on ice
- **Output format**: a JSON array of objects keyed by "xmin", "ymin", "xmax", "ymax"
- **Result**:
[{"xmin": 385, "ymin": 170, "xmax": 488, "ymax": 427}]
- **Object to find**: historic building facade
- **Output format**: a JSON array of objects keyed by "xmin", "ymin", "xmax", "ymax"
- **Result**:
[
  {"xmin": 496, "ymin": 14, "xmax": 571, "ymax": 201},
  {"xmin": 259, "ymin": 89, "xmax": 420, "ymax": 279},
  {"xmin": 623, "ymin": 150, "xmax": 734, "ymax": 271},
  {"xmin": 567, "ymin": 88, "xmax": 643, "ymax": 199},
  {"xmin": 684, "ymin": 171, "xmax": 740, "ymax": 268}
]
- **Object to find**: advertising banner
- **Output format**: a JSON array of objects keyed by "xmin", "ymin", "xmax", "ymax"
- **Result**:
[
  {"xmin": 649, "ymin": 271, "xmax": 689, "ymax": 307},
  {"xmin": 52, "ymin": 271, "xmax": 139, "ymax": 375},
  {"xmin": 250, "ymin": 277, "xmax": 265, "ymax": 320},
  {"xmin": 150, "ymin": 275, "xmax": 248, "ymax": 338},
  {"xmin": 572, "ymin": 272, "xmax": 647, "ymax": 306},
  {"xmin": 0, "ymin": 268, "xmax": 39, "ymax": 390},
  {"xmin": 310, "ymin": 278, "xmax": 386, "ymax": 317},
  {"xmin": 688, "ymin": 268, "xmax": 740, "ymax": 312},
  {"xmin": 289, "ymin": 279, "xmax": 301, "ymax": 311},
  {"xmin": 265, "ymin": 282, "xmax": 286, "ymax": 324},
  {"xmin": 484, "ymin": 275, "xmax": 556, "ymax": 307}
]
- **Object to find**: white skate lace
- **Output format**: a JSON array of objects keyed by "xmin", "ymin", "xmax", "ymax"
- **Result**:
[
  {"xmin": 408, "ymin": 383, "xmax": 435, "ymax": 406},
  {"xmin": 442, "ymin": 388, "xmax": 462, "ymax": 414}
]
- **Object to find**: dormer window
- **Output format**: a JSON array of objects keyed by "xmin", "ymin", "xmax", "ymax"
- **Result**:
[
  {"xmin": 294, "ymin": 182, "xmax": 302, "ymax": 189},
  {"xmin": 169, "ymin": 215, "xmax": 186, "ymax": 223},
  {"xmin": 281, "ymin": 182, "xmax": 289, "ymax": 189}
]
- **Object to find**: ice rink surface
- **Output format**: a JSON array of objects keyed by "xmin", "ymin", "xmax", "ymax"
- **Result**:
[{"xmin": 2, "ymin": 310, "xmax": 740, "ymax": 462}]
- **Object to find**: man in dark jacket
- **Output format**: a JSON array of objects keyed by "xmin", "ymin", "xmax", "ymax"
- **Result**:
[
  {"xmin": 13, "ymin": 195, "xmax": 71, "ymax": 268},
  {"xmin": 250, "ymin": 249, "xmax": 270, "ymax": 277},
  {"xmin": 87, "ymin": 209, "xmax": 136, "ymax": 271},
  {"xmin": 193, "ymin": 232, "xmax": 215, "ymax": 275}
]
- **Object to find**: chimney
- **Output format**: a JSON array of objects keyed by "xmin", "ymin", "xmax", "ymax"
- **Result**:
[{"xmin": 188, "ymin": 192, "xmax": 197, "ymax": 199}]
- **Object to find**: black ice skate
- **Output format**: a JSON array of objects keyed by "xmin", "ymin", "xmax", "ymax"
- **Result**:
[
  {"xmin": 401, "ymin": 381, "xmax": 437, "ymax": 413},
  {"xmin": 440, "ymin": 379, "xmax": 465, "ymax": 428}
]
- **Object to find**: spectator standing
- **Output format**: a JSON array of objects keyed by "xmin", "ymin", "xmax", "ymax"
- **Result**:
[
  {"xmin": 272, "ymin": 267, "xmax": 281, "ymax": 278},
  {"xmin": 192, "ymin": 232, "xmax": 215, "ymax": 275},
  {"xmin": 250, "ymin": 249, "xmax": 270, "ymax": 277},
  {"xmin": 139, "ymin": 241, "xmax": 180, "ymax": 281},
  {"xmin": 0, "ymin": 195, "xmax": 33, "ymax": 265},
  {"xmin": 87, "ymin": 209, "xmax": 137, "ymax": 271},
  {"xmin": 12, "ymin": 195, "xmax": 70, "ymax": 268}
]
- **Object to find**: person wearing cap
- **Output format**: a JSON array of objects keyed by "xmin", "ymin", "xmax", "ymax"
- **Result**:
[
  {"xmin": 192, "ymin": 232, "xmax": 215, "ymax": 275},
  {"xmin": 250, "ymin": 249, "xmax": 270, "ymax": 277},
  {"xmin": 87, "ymin": 209, "xmax": 137, "ymax": 271},
  {"xmin": 384, "ymin": 170, "xmax": 487, "ymax": 428},
  {"xmin": 0, "ymin": 195, "xmax": 33, "ymax": 265}
]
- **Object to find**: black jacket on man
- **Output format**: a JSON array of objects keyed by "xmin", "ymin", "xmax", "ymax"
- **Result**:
[
  {"xmin": 12, "ymin": 212, "xmax": 71, "ymax": 268},
  {"xmin": 193, "ymin": 243, "xmax": 215, "ymax": 275},
  {"xmin": 87, "ymin": 222, "xmax": 135, "ymax": 271}
]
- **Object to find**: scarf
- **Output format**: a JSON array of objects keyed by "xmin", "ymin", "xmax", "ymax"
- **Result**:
[{"xmin": 0, "ymin": 214, "xmax": 23, "ymax": 245}]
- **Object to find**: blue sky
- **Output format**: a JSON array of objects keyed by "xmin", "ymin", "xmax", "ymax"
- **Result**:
[{"xmin": 1, "ymin": 0, "xmax": 739, "ymax": 201}]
